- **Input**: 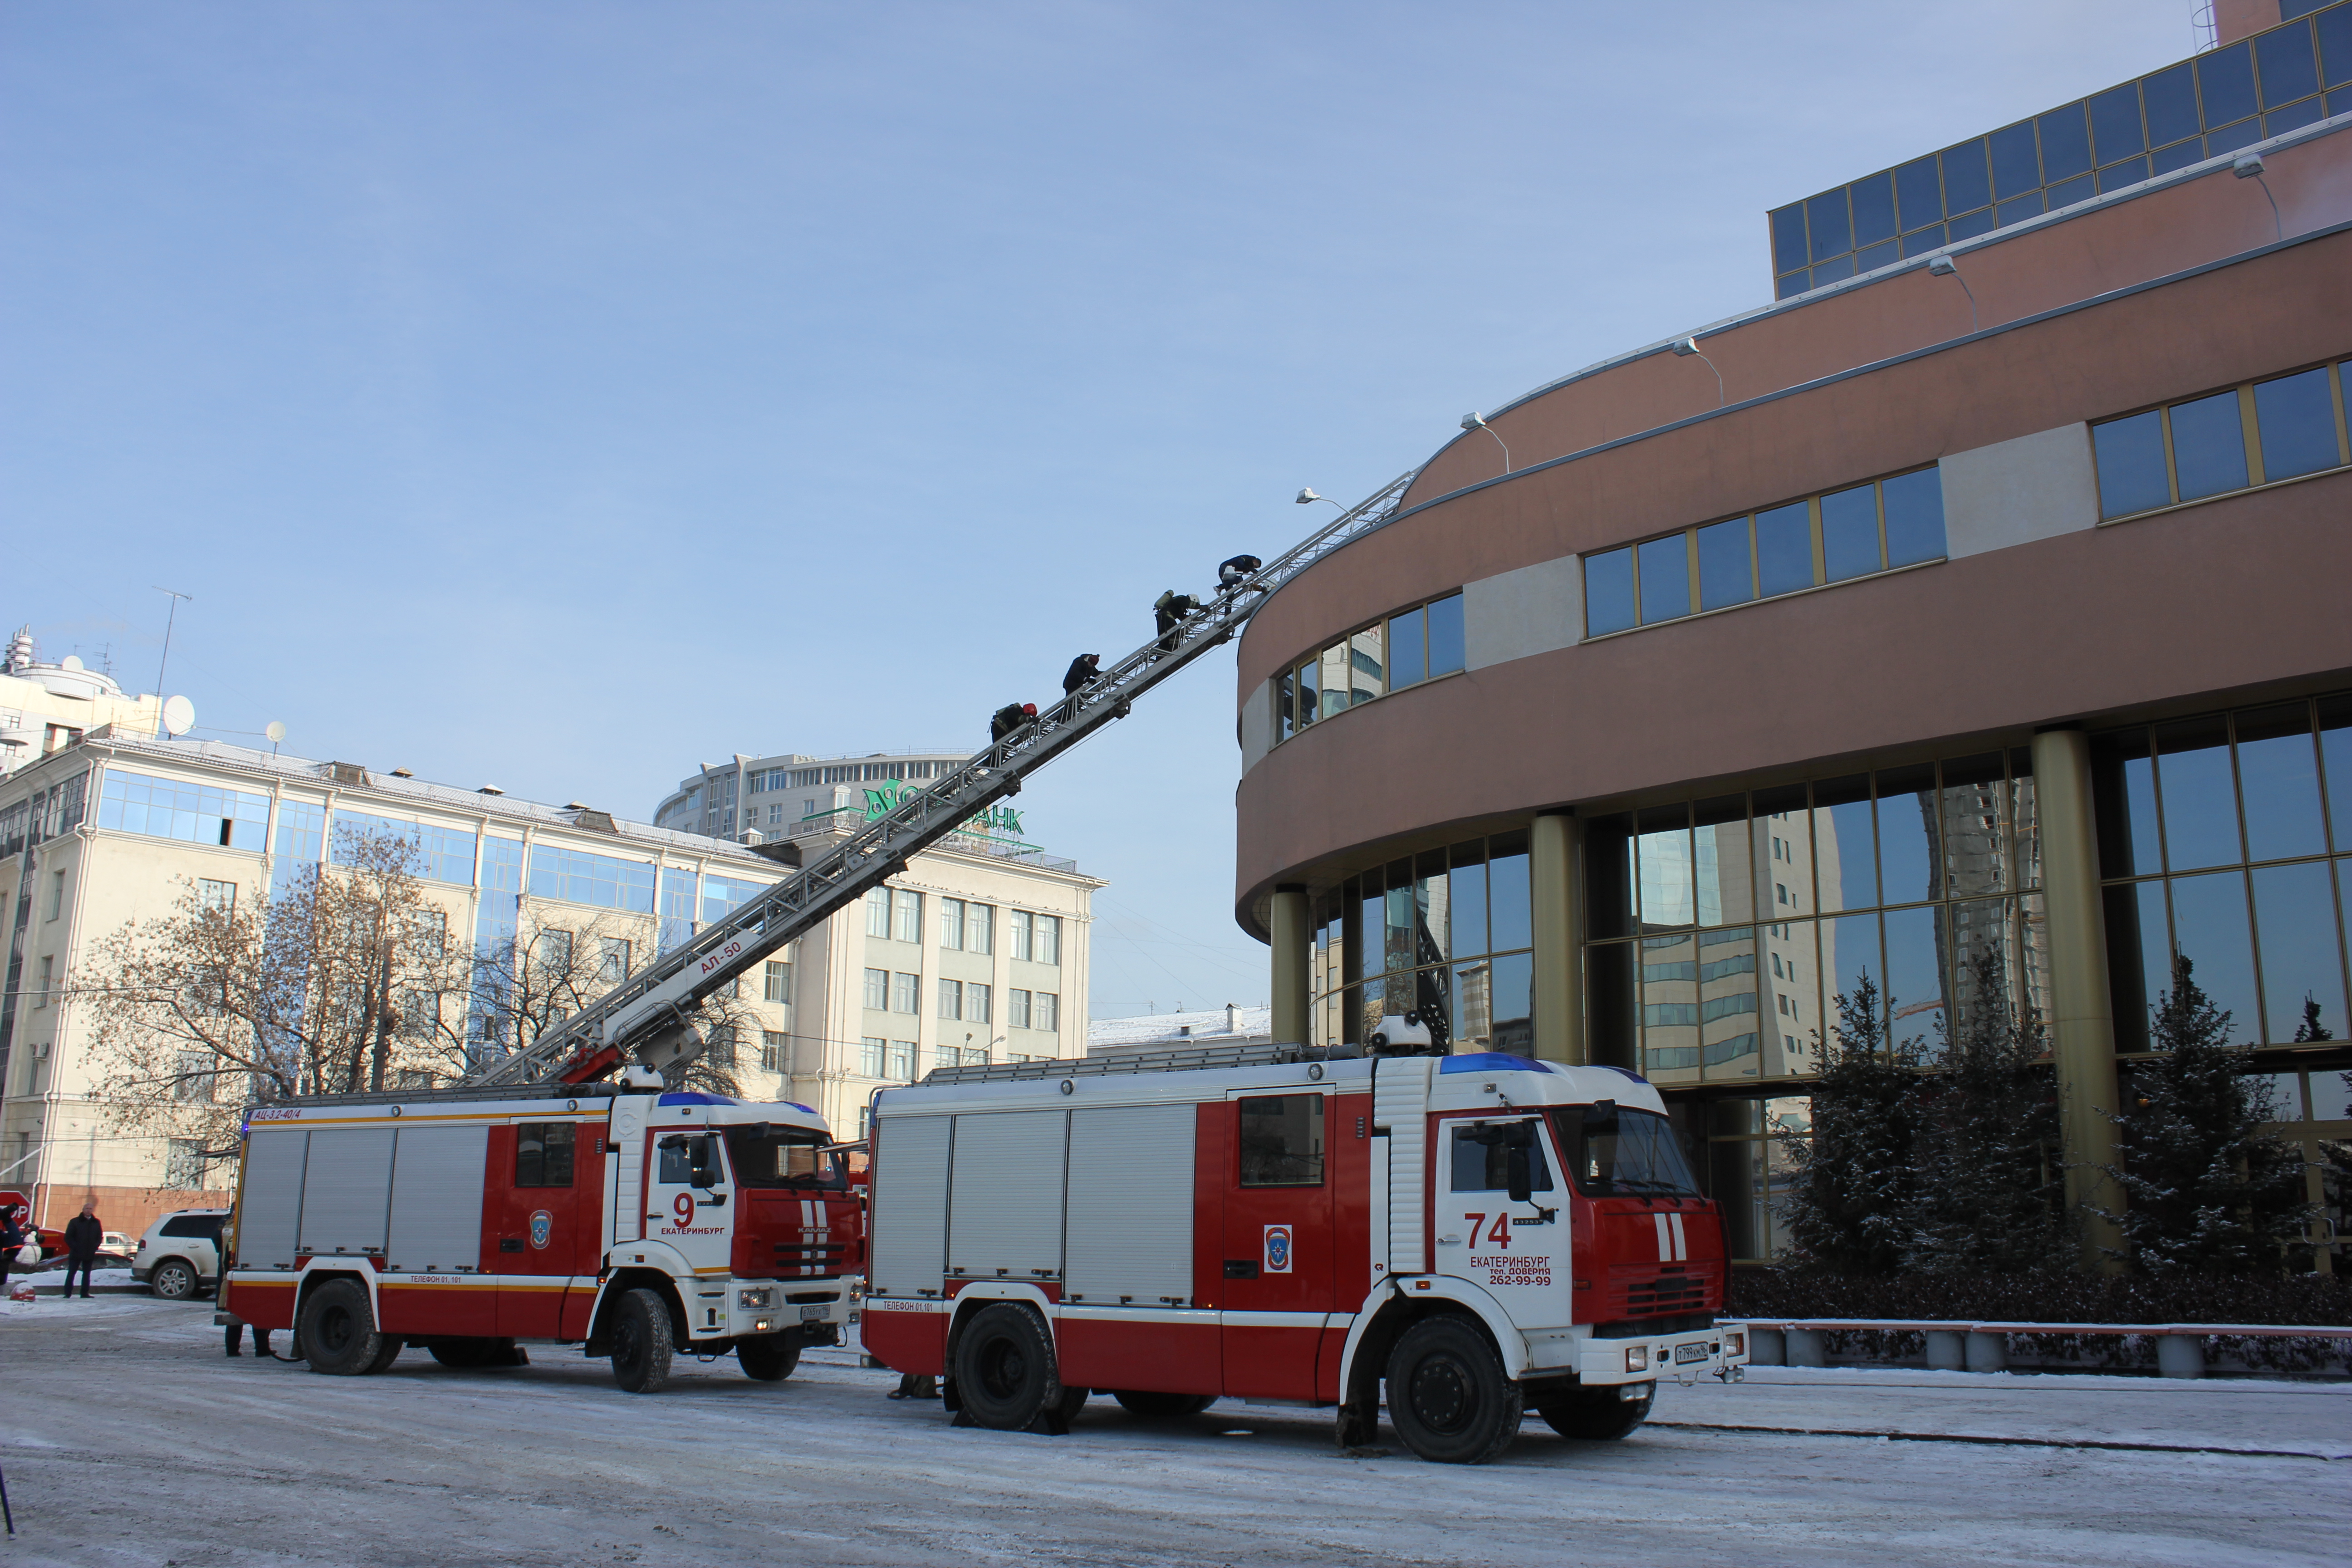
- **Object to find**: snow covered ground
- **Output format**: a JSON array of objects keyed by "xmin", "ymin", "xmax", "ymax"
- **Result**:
[{"xmin": 2, "ymin": 1295, "xmax": 2343, "ymax": 1567}]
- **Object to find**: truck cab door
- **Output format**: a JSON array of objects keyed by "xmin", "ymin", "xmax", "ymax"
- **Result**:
[
  {"xmin": 647, "ymin": 1126, "xmax": 736, "ymax": 1331},
  {"xmin": 1219, "ymin": 1092, "xmax": 1333, "ymax": 1401},
  {"xmin": 493, "ymin": 1120, "xmax": 586, "ymax": 1339},
  {"xmin": 1435, "ymin": 1114, "xmax": 1571, "ymax": 1329}
]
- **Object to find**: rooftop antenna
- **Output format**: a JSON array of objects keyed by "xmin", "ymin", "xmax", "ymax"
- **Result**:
[
  {"xmin": 151, "ymin": 587, "xmax": 192, "ymax": 719},
  {"xmin": 266, "ymin": 720, "xmax": 286, "ymax": 758}
]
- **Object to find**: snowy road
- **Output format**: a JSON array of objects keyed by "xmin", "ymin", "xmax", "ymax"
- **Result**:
[{"xmin": 3, "ymin": 1295, "xmax": 2344, "ymax": 1567}]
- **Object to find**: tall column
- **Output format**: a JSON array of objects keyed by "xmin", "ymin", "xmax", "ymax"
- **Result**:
[
  {"xmin": 1531, "ymin": 813, "xmax": 1585, "ymax": 1064},
  {"xmin": 1269, "ymin": 885, "xmax": 1311, "ymax": 1046},
  {"xmin": 2030, "ymin": 727, "xmax": 2127, "ymax": 1272}
]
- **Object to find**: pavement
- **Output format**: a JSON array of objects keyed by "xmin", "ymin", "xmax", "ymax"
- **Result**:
[{"xmin": 0, "ymin": 1294, "xmax": 2343, "ymax": 1567}]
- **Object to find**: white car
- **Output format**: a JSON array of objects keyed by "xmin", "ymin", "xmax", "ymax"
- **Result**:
[{"xmin": 132, "ymin": 1209, "xmax": 230, "ymax": 1301}]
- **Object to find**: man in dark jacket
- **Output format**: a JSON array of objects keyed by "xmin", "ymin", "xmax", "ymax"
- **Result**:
[
  {"xmin": 62, "ymin": 1200, "xmax": 102, "ymax": 1298},
  {"xmin": 1216, "ymin": 554, "xmax": 1263, "ymax": 593},
  {"xmin": 0, "ymin": 1205, "xmax": 24, "ymax": 1300},
  {"xmin": 1152, "ymin": 591, "xmax": 1200, "ymax": 652},
  {"xmin": 989, "ymin": 702, "xmax": 1037, "ymax": 744},
  {"xmin": 1060, "ymin": 654, "xmax": 1100, "ymax": 699}
]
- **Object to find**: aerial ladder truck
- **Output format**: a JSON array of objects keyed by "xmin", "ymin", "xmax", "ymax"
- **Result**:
[{"xmin": 216, "ymin": 470, "xmax": 1429, "ymax": 1393}]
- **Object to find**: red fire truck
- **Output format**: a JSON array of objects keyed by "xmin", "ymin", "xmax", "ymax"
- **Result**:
[
  {"xmin": 861, "ymin": 1047, "xmax": 1744, "ymax": 1464},
  {"xmin": 219, "ymin": 1068, "xmax": 862, "ymax": 1390}
]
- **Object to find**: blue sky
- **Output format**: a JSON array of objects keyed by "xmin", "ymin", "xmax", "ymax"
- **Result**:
[{"xmin": 0, "ymin": 1, "xmax": 2199, "ymax": 1018}]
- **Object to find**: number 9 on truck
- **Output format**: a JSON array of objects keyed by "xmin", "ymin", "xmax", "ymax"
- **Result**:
[{"xmin": 673, "ymin": 1191, "xmax": 696, "ymax": 1228}]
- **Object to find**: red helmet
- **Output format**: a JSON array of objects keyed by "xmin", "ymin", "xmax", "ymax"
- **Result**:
[{"xmin": 1021, "ymin": 703, "xmax": 1037, "ymax": 715}]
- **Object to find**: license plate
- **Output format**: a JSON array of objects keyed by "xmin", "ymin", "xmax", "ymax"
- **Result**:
[
  {"xmin": 800, "ymin": 1303, "xmax": 831, "ymax": 1322},
  {"xmin": 1673, "ymin": 1341, "xmax": 1709, "ymax": 1365}
]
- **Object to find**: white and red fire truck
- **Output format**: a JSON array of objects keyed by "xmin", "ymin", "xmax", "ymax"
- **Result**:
[
  {"xmin": 219, "ymin": 1068, "xmax": 863, "ymax": 1391},
  {"xmin": 861, "ymin": 1046, "xmax": 1744, "ymax": 1464}
]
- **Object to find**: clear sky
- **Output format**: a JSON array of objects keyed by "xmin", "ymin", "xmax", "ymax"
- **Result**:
[{"xmin": 0, "ymin": 1, "xmax": 2202, "ymax": 1019}]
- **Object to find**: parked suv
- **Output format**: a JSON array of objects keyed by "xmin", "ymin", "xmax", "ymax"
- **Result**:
[{"xmin": 132, "ymin": 1209, "xmax": 229, "ymax": 1301}]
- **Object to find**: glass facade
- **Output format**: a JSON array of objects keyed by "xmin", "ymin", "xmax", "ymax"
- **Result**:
[
  {"xmin": 328, "ymin": 808, "xmax": 476, "ymax": 885},
  {"xmin": 97, "ymin": 769, "xmax": 268, "ymax": 852},
  {"xmin": 1585, "ymin": 750, "xmax": 2045, "ymax": 1085},
  {"xmin": 2095, "ymin": 695, "xmax": 2352, "ymax": 1051},
  {"xmin": 2092, "ymin": 359, "xmax": 2352, "ymax": 520},
  {"xmin": 1306, "ymin": 832, "xmax": 1536, "ymax": 1055},
  {"xmin": 1274, "ymin": 592, "xmax": 1465, "ymax": 745},
  {"xmin": 1768, "ymin": 2, "xmax": 2352, "ymax": 297},
  {"xmin": 526, "ymin": 844, "xmax": 655, "ymax": 912},
  {"xmin": 1583, "ymin": 467, "xmax": 1945, "ymax": 638}
]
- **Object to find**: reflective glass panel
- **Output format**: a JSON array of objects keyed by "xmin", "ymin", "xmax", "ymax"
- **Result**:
[
  {"xmin": 2157, "ymin": 717, "xmax": 2240, "ymax": 870},
  {"xmin": 1755, "ymin": 501, "xmax": 1814, "ymax": 597},
  {"xmin": 2088, "ymin": 82, "xmax": 2146, "ymax": 162},
  {"xmin": 1770, "ymin": 205, "xmax": 1808, "ymax": 275},
  {"xmin": 1812, "ymin": 776, "xmax": 1877, "ymax": 914},
  {"xmin": 2197, "ymin": 41, "xmax": 2259, "ymax": 127},
  {"xmin": 2254, "ymin": 367, "xmax": 2342, "ymax": 481},
  {"xmin": 1451, "ymin": 843, "xmax": 1489, "ymax": 959},
  {"xmin": 1700, "ymin": 927, "xmax": 1762, "ymax": 1082},
  {"xmin": 1489, "ymin": 836, "xmax": 1532, "ymax": 951},
  {"xmin": 2019, "ymin": 889, "xmax": 2053, "ymax": 1028},
  {"xmin": 2150, "ymin": 140, "xmax": 2203, "ymax": 177},
  {"xmin": 1417, "ymin": 851, "xmax": 1450, "ymax": 965},
  {"xmin": 1880, "ymin": 468, "xmax": 1946, "ymax": 566},
  {"xmin": 1586, "ymin": 549, "xmax": 1635, "ymax": 636},
  {"xmin": 2168, "ymin": 870, "xmax": 2259, "ymax": 1042},
  {"xmin": 2322, "ymin": 697, "xmax": 2352, "ymax": 853},
  {"xmin": 2143, "ymin": 63, "xmax": 2200, "ymax": 147},
  {"xmin": 1348, "ymin": 625, "xmax": 1385, "ymax": 707},
  {"xmin": 1893, "ymin": 155, "xmax": 1943, "ymax": 227},
  {"xmin": 1427, "ymin": 593, "xmax": 1465, "ymax": 676},
  {"xmin": 1996, "ymin": 193, "xmax": 2044, "ymax": 228},
  {"xmin": 1384, "ymin": 870, "xmax": 1417, "ymax": 976},
  {"xmin": 1638, "ymin": 534, "xmax": 1690, "ymax": 624},
  {"xmin": 1697, "ymin": 518, "xmax": 1754, "ymax": 611},
  {"xmin": 1760, "ymin": 920, "xmax": 1820, "ymax": 1077},
  {"xmin": 2258, "ymin": 21, "xmax": 2320, "ymax": 106},
  {"xmin": 1819, "ymin": 485, "xmax": 1880, "ymax": 582},
  {"xmin": 2108, "ymin": 879, "xmax": 2171, "ymax": 1052},
  {"xmin": 1636, "ymin": 807, "xmax": 1694, "ymax": 930},
  {"xmin": 1937, "ymin": 753, "xmax": 2009, "ymax": 901},
  {"xmin": 2045, "ymin": 173, "xmax": 2096, "ymax": 212},
  {"xmin": 2205, "ymin": 118, "xmax": 2263, "ymax": 158},
  {"xmin": 2094, "ymin": 411, "xmax": 2171, "ymax": 516},
  {"xmin": 2096, "ymin": 156, "xmax": 2151, "ymax": 193},
  {"xmin": 2248, "ymin": 1070, "xmax": 2306, "ymax": 1122},
  {"xmin": 1810, "ymin": 255, "xmax": 1855, "ymax": 287},
  {"xmin": 1900, "ymin": 225, "xmax": 1947, "ymax": 258},
  {"xmin": 1855, "ymin": 240, "xmax": 1899, "ymax": 275},
  {"xmin": 2234, "ymin": 704, "xmax": 2325, "ymax": 862},
  {"xmin": 1851, "ymin": 172, "xmax": 1897, "ymax": 246},
  {"xmin": 1805, "ymin": 188, "xmax": 1852, "ymax": 262},
  {"xmin": 1320, "ymin": 642, "xmax": 1349, "ymax": 713},
  {"xmin": 1489, "ymin": 951, "xmax": 1534, "ymax": 1055},
  {"xmin": 1939, "ymin": 139, "xmax": 1991, "ymax": 216},
  {"xmin": 1640, "ymin": 931, "xmax": 1700, "ymax": 1083},
  {"xmin": 1876, "ymin": 764, "xmax": 1937, "ymax": 906},
  {"xmin": 2039, "ymin": 102, "xmax": 2093, "ymax": 181},
  {"xmin": 2325, "ymin": 3, "xmax": 2352, "ymax": 88},
  {"xmin": 2268, "ymin": 97, "xmax": 2326, "ymax": 134},
  {"xmin": 1948, "ymin": 207, "xmax": 1997, "ymax": 242},
  {"xmin": 1295, "ymin": 655, "xmax": 1320, "ymax": 725},
  {"xmin": 1388, "ymin": 605, "xmax": 1427, "ymax": 689},
  {"xmin": 1695, "ymin": 799, "xmax": 1753, "ymax": 927},
  {"xmin": 1989, "ymin": 119, "xmax": 2041, "ymax": 198},
  {"xmin": 1825, "ymin": 912, "xmax": 1884, "ymax": 1051},
  {"xmin": 2012, "ymin": 759, "xmax": 2042, "ymax": 889},
  {"xmin": 2095, "ymin": 729, "xmax": 2162, "ymax": 878},
  {"xmin": 2252, "ymin": 860, "xmax": 2346, "ymax": 1044},
  {"xmin": 1946, "ymin": 897, "xmax": 2015, "ymax": 1047},
  {"xmin": 1885, "ymin": 905, "xmax": 1948, "ymax": 1058}
]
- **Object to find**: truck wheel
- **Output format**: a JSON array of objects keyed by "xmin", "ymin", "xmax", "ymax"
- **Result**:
[
  {"xmin": 429, "ymin": 1338, "xmax": 500, "ymax": 1369},
  {"xmin": 1533, "ymin": 1382, "xmax": 1652, "ymax": 1441},
  {"xmin": 150, "ymin": 1259, "xmax": 198, "ymax": 1301},
  {"xmin": 298, "ymin": 1279, "xmax": 384, "ymax": 1377},
  {"xmin": 1384, "ymin": 1315, "xmax": 1523, "ymax": 1465},
  {"xmin": 610, "ymin": 1288, "xmax": 675, "ymax": 1394},
  {"xmin": 951, "ymin": 1303, "xmax": 1059, "ymax": 1431},
  {"xmin": 738, "ymin": 1336, "xmax": 802, "ymax": 1382},
  {"xmin": 365, "ymin": 1334, "xmax": 405, "ymax": 1375},
  {"xmin": 1111, "ymin": 1390, "xmax": 1215, "ymax": 1417}
]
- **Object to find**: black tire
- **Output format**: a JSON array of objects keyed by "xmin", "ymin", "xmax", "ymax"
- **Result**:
[
  {"xmin": 365, "ymin": 1333, "xmax": 404, "ymax": 1375},
  {"xmin": 738, "ymin": 1336, "xmax": 802, "ymax": 1382},
  {"xmin": 298, "ymin": 1279, "xmax": 384, "ymax": 1377},
  {"xmin": 428, "ymin": 1338, "xmax": 511, "ymax": 1369},
  {"xmin": 1533, "ymin": 1382, "xmax": 1653, "ymax": 1441},
  {"xmin": 610, "ymin": 1287, "xmax": 675, "ymax": 1394},
  {"xmin": 950, "ymin": 1303, "xmax": 1060, "ymax": 1431},
  {"xmin": 150, "ymin": 1258, "xmax": 199, "ymax": 1301},
  {"xmin": 1112, "ymin": 1389, "xmax": 1215, "ymax": 1417},
  {"xmin": 1384, "ymin": 1315, "xmax": 1524, "ymax": 1465}
]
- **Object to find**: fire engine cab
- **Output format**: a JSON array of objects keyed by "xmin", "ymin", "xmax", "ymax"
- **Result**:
[
  {"xmin": 861, "ymin": 1046, "xmax": 1744, "ymax": 1464},
  {"xmin": 219, "ymin": 1069, "xmax": 862, "ymax": 1392}
]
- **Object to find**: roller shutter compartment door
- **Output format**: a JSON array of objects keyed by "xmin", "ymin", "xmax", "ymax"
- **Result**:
[
  {"xmin": 868, "ymin": 1115, "xmax": 952, "ymax": 1298},
  {"xmin": 297, "ymin": 1128, "xmax": 397, "ymax": 1257},
  {"xmin": 948, "ymin": 1110, "xmax": 1068, "ymax": 1280},
  {"xmin": 237, "ymin": 1130, "xmax": 308, "ymax": 1269},
  {"xmin": 1065, "ymin": 1104, "xmax": 1194, "ymax": 1303},
  {"xmin": 386, "ymin": 1125, "xmax": 490, "ymax": 1273}
]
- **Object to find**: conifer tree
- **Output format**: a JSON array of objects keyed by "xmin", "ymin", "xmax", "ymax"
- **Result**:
[
  {"xmin": 1781, "ymin": 973, "xmax": 1925, "ymax": 1274},
  {"xmin": 2100, "ymin": 956, "xmax": 2312, "ymax": 1276}
]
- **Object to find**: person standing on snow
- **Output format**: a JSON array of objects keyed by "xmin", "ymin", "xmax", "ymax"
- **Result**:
[{"xmin": 62, "ymin": 1200, "xmax": 103, "ymax": 1299}]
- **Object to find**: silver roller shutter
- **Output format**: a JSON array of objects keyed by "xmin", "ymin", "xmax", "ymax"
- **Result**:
[
  {"xmin": 869, "ymin": 1114, "xmax": 952, "ymax": 1297},
  {"xmin": 386, "ymin": 1124, "xmax": 489, "ymax": 1273},
  {"xmin": 948, "ymin": 1109, "xmax": 1067, "ymax": 1280},
  {"xmin": 296, "ymin": 1128, "xmax": 396, "ymax": 1257},
  {"xmin": 1065, "ymin": 1104, "xmax": 1194, "ymax": 1305},
  {"xmin": 237, "ymin": 1129, "xmax": 307, "ymax": 1269},
  {"xmin": 1377, "ymin": 1058, "xmax": 1435, "ymax": 1274}
]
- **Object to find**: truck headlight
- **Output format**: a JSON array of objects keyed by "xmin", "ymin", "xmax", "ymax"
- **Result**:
[
  {"xmin": 738, "ymin": 1288, "xmax": 775, "ymax": 1310},
  {"xmin": 1625, "ymin": 1345, "xmax": 1649, "ymax": 1373}
]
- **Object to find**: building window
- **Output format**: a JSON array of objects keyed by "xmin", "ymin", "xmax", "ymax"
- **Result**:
[
  {"xmin": 1010, "ymin": 910, "xmax": 1032, "ymax": 961},
  {"xmin": 859, "ymin": 1036, "xmax": 887, "ymax": 1077},
  {"xmin": 706, "ymin": 1024, "xmax": 739, "ymax": 1067},
  {"xmin": 1583, "ymin": 466, "xmax": 1945, "ymax": 639},
  {"xmin": 1008, "ymin": 988, "xmax": 1032, "ymax": 1029},
  {"xmin": 536, "ymin": 930, "xmax": 573, "ymax": 975},
  {"xmin": 965, "ymin": 903, "xmax": 993, "ymax": 955},
  {"xmin": 1276, "ymin": 591, "xmax": 1466, "ymax": 744},
  {"xmin": 1033, "ymin": 991, "xmax": 1059, "ymax": 1034},
  {"xmin": 967, "ymin": 982, "xmax": 992, "ymax": 1024},
  {"xmin": 891, "ymin": 972, "xmax": 920, "ymax": 1014},
  {"xmin": 937, "ymin": 979, "xmax": 963, "ymax": 1020},
  {"xmin": 1583, "ymin": 749, "xmax": 2043, "ymax": 1087},
  {"xmin": 862, "ymin": 967, "xmax": 888, "ymax": 1010},
  {"xmin": 892, "ymin": 889, "xmax": 922, "ymax": 944},
  {"xmin": 866, "ymin": 887, "xmax": 890, "ymax": 937},
  {"xmin": 888, "ymin": 1040, "xmax": 916, "ymax": 1080},
  {"xmin": 98, "ymin": 769, "xmax": 269, "ymax": 851},
  {"xmin": 526, "ymin": 844, "xmax": 653, "ymax": 911},
  {"xmin": 764, "ymin": 960, "xmax": 791, "ymax": 1004},
  {"xmin": 34, "ymin": 954, "xmax": 52, "ymax": 1009},
  {"xmin": 2092, "ymin": 360, "xmax": 2350, "ymax": 522},
  {"xmin": 45, "ymin": 870, "xmax": 64, "ymax": 921},
  {"xmin": 196, "ymin": 878, "xmax": 235, "ymax": 914},
  {"xmin": 598, "ymin": 937, "xmax": 631, "ymax": 984},
  {"xmin": 940, "ymin": 897, "xmax": 965, "ymax": 950},
  {"xmin": 760, "ymin": 1030, "xmax": 785, "ymax": 1070},
  {"xmin": 163, "ymin": 1139, "xmax": 216, "ymax": 1191}
]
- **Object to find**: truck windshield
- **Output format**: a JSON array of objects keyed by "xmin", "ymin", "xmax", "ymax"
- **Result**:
[
  {"xmin": 1549, "ymin": 1107, "xmax": 1702, "ymax": 1199},
  {"xmin": 724, "ymin": 1125, "xmax": 848, "ymax": 1190}
]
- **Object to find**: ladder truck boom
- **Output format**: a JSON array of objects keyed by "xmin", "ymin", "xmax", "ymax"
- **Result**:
[{"xmin": 461, "ymin": 466, "xmax": 1421, "ymax": 1090}]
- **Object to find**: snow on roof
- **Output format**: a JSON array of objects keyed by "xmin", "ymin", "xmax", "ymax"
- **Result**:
[{"xmin": 1087, "ymin": 1005, "xmax": 1273, "ymax": 1049}]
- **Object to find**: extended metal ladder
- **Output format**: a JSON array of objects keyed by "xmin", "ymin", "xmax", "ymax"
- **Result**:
[{"xmin": 465, "ymin": 466, "xmax": 1421, "ymax": 1088}]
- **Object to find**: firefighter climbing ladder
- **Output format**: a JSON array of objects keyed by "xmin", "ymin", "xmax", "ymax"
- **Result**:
[{"xmin": 463, "ymin": 466, "xmax": 1421, "ymax": 1090}]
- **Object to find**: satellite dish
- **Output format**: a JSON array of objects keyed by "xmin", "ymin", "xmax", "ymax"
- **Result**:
[
  {"xmin": 160, "ymin": 695, "xmax": 195, "ymax": 738},
  {"xmin": 265, "ymin": 720, "xmax": 286, "ymax": 744}
]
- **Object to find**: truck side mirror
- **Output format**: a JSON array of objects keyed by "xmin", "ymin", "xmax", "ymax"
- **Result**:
[{"xmin": 1505, "ymin": 1145, "xmax": 1533, "ymax": 1205}]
